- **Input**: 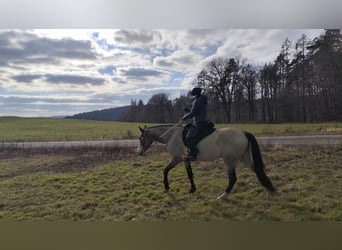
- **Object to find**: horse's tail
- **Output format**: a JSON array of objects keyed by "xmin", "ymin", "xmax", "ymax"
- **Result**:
[{"xmin": 244, "ymin": 132, "xmax": 276, "ymax": 193}]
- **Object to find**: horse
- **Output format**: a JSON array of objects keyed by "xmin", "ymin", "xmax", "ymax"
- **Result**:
[{"xmin": 138, "ymin": 124, "xmax": 276, "ymax": 200}]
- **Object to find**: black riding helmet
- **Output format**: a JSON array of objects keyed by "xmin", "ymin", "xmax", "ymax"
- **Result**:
[{"xmin": 190, "ymin": 87, "xmax": 202, "ymax": 96}]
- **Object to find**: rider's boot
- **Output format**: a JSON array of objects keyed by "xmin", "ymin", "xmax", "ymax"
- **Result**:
[{"xmin": 185, "ymin": 147, "xmax": 198, "ymax": 161}]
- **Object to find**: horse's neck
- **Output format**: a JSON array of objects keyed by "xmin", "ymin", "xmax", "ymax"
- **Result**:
[
  {"xmin": 149, "ymin": 126, "xmax": 174, "ymax": 144},
  {"xmin": 160, "ymin": 126, "xmax": 182, "ymax": 144}
]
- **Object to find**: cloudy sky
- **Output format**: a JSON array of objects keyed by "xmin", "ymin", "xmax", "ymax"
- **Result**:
[{"xmin": 0, "ymin": 29, "xmax": 324, "ymax": 117}]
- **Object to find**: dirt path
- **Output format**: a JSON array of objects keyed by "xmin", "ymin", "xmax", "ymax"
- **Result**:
[
  {"xmin": 1, "ymin": 135, "xmax": 341, "ymax": 149},
  {"xmin": 0, "ymin": 139, "xmax": 138, "ymax": 149},
  {"xmin": 257, "ymin": 134, "xmax": 342, "ymax": 145}
]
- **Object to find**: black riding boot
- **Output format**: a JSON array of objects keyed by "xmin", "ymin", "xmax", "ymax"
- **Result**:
[
  {"xmin": 186, "ymin": 148, "xmax": 198, "ymax": 161},
  {"xmin": 186, "ymin": 138, "xmax": 198, "ymax": 161},
  {"xmin": 185, "ymin": 126, "xmax": 199, "ymax": 161}
]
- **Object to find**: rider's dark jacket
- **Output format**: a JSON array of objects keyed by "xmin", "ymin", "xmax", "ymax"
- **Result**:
[{"xmin": 182, "ymin": 94, "xmax": 208, "ymax": 125}]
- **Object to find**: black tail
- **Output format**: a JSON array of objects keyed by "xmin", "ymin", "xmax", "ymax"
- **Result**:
[{"xmin": 244, "ymin": 132, "xmax": 276, "ymax": 193}]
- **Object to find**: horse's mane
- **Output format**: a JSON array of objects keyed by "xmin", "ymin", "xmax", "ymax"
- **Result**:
[{"xmin": 146, "ymin": 124, "xmax": 174, "ymax": 129}]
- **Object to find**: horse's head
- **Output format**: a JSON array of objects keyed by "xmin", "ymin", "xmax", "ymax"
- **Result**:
[{"xmin": 138, "ymin": 126, "xmax": 153, "ymax": 156}]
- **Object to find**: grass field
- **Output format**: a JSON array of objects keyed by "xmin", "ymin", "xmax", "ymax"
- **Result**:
[
  {"xmin": 0, "ymin": 145, "xmax": 341, "ymax": 221},
  {"xmin": 0, "ymin": 117, "xmax": 341, "ymax": 221},
  {"xmin": 0, "ymin": 117, "xmax": 149, "ymax": 142},
  {"xmin": 0, "ymin": 117, "xmax": 341, "ymax": 142}
]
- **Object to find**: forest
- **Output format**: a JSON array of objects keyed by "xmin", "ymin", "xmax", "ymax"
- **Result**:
[{"xmin": 87, "ymin": 30, "xmax": 342, "ymax": 124}]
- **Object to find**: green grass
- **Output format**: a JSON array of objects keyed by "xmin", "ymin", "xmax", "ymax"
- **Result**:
[
  {"xmin": 215, "ymin": 123, "xmax": 342, "ymax": 136},
  {"xmin": 0, "ymin": 145, "xmax": 341, "ymax": 221},
  {"xmin": 0, "ymin": 117, "xmax": 154, "ymax": 142},
  {"xmin": 0, "ymin": 117, "xmax": 341, "ymax": 142}
]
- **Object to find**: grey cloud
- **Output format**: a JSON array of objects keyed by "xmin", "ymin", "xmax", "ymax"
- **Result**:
[
  {"xmin": 11, "ymin": 73, "xmax": 105, "ymax": 86},
  {"xmin": 0, "ymin": 30, "xmax": 98, "ymax": 67},
  {"xmin": 0, "ymin": 94, "xmax": 120, "ymax": 106},
  {"xmin": 154, "ymin": 59, "xmax": 175, "ymax": 68},
  {"xmin": 45, "ymin": 74, "xmax": 105, "ymax": 85},
  {"xmin": 24, "ymin": 37, "xmax": 97, "ymax": 59},
  {"xmin": 0, "ymin": 30, "xmax": 36, "ymax": 46},
  {"xmin": 0, "ymin": 93, "xmax": 128, "ymax": 117},
  {"xmin": 153, "ymin": 49, "xmax": 201, "ymax": 71},
  {"xmin": 0, "ymin": 95, "xmax": 97, "ymax": 117},
  {"xmin": 11, "ymin": 74, "xmax": 42, "ymax": 83},
  {"xmin": 173, "ymin": 55, "xmax": 196, "ymax": 64},
  {"xmin": 0, "ymin": 95, "xmax": 79, "ymax": 105},
  {"xmin": 114, "ymin": 29, "xmax": 161, "ymax": 45},
  {"xmin": 121, "ymin": 68, "xmax": 165, "ymax": 81},
  {"xmin": 23, "ymin": 57, "xmax": 60, "ymax": 65},
  {"xmin": 111, "ymin": 76, "xmax": 127, "ymax": 84},
  {"xmin": 0, "ymin": 47, "xmax": 26, "ymax": 67},
  {"xmin": 87, "ymin": 92, "xmax": 132, "ymax": 103}
]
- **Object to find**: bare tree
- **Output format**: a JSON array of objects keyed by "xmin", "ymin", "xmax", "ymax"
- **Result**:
[
  {"xmin": 260, "ymin": 63, "xmax": 282, "ymax": 122},
  {"xmin": 241, "ymin": 64, "xmax": 257, "ymax": 121},
  {"xmin": 123, "ymin": 30, "xmax": 342, "ymax": 124},
  {"xmin": 197, "ymin": 58, "xmax": 240, "ymax": 122},
  {"xmin": 306, "ymin": 29, "xmax": 342, "ymax": 121},
  {"xmin": 146, "ymin": 93, "xmax": 172, "ymax": 123}
]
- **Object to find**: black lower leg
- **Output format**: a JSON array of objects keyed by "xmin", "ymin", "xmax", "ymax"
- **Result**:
[
  {"xmin": 185, "ymin": 162, "xmax": 196, "ymax": 193},
  {"xmin": 163, "ymin": 160, "xmax": 178, "ymax": 192},
  {"xmin": 225, "ymin": 168, "xmax": 237, "ymax": 194},
  {"xmin": 163, "ymin": 168, "xmax": 170, "ymax": 192}
]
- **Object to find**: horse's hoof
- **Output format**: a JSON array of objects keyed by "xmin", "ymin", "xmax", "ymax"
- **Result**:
[
  {"xmin": 217, "ymin": 192, "xmax": 228, "ymax": 200},
  {"xmin": 189, "ymin": 187, "xmax": 196, "ymax": 193},
  {"xmin": 164, "ymin": 186, "xmax": 170, "ymax": 193}
]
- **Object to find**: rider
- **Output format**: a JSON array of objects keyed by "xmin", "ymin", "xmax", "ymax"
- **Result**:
[{"xmin": 182, "ymin": 87, "xmax": 209, "ymax": 161}]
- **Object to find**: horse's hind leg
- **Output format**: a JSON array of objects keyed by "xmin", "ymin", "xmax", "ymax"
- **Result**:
[
  {"xmin": 184, "ymin": 161, "xmax": 196, "ymax": 193},
  {"xmin": 217, "ymin": 161, "xmax": 237, "ymax": 200}
]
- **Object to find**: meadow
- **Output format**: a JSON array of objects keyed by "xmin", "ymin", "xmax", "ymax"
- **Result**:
[
  {"xmin": 0, "ymin": 117, "xmax": 341, "ymax": 221},
  {"xmin": 0, "ymin": 117, "xmax": 146, "ymax": 141},
  {"xmin": 0, "ymin": 116, "xmax": 341, "ymax": 142},
  {"xmin": 0, "ymin": 144, "xmax": 341, "ymax": 221}
]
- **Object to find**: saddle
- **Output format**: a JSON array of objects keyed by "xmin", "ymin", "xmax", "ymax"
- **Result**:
[{"xmin": 182, "ymin": 122, "xmax": 216, "ymax": 149}]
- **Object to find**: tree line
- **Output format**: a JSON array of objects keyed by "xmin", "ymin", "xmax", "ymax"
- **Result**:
[
  {"xmin": 124, "ymin": 29, "xmax": 342, "ymax": 123},
  {"xmin": 66, "ymin": 106, "xmax": 130, "ymax": 121}
]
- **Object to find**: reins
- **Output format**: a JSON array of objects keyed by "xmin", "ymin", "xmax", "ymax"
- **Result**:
[{"xmin": 160, "ymin": 122, "xmax": 183, "ymax": 139}]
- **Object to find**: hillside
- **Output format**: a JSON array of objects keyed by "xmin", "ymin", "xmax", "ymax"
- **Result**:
[{"xmin": 65, "ymin": 106, "xmax": 130, "ymax": 121}]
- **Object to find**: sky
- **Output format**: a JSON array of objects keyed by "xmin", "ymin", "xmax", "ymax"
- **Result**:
[{"xmin": 0, "ymin": 29, "xmax": 324, "ymax": 117}]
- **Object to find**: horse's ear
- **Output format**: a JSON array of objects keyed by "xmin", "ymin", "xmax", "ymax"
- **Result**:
[
  {"xmin": 144, "ymin": 125, "xmax": 147, "ymax": 129},
  {"xmin": 139, "ymin": 126, "xmax": 144, "ymax": 133}
]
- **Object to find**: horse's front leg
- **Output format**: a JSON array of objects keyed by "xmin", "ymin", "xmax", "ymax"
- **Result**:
[
  {"xmin": 163, "ymin": 157, "xmax": 181, "ymax": 192},
  {"xmin": 184, "ymin": 161, "xmax": 196, "ymax": 193}
]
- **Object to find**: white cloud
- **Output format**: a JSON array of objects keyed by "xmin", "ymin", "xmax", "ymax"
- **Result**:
[
  {"xmin": 0, "ymin": 29, "xmax": 325, "ymax": 116},
  {"xmin": 154, "ymin": 49, "xmax": 204, "ymax": 73}
]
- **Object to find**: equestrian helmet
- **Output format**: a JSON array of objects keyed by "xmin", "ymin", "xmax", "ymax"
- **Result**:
[{"xmin": 190, "ymin": 87, "xmax": 202, "ymax": 96}]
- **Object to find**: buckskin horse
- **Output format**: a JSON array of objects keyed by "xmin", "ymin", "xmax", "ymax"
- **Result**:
[{"xmin": 138, "ymin": 124, "xmax": 275, "ymax": 200}]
